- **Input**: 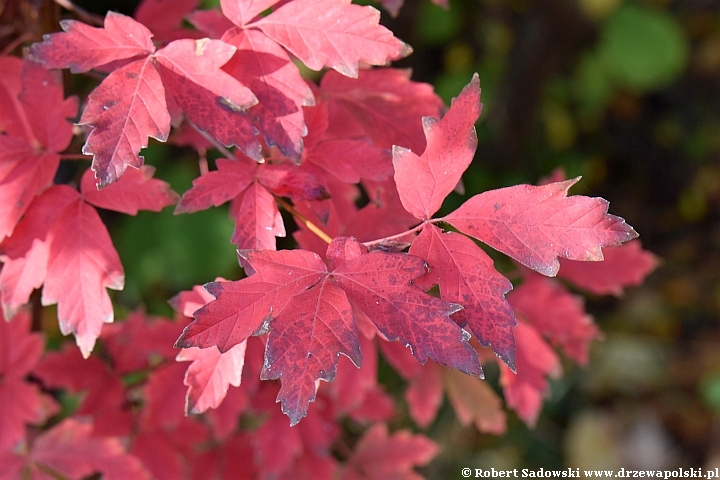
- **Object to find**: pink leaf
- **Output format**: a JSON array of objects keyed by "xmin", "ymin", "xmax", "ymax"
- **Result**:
[
  {"xmin": 443, "ymin": 178, "xmax": 639, "ymax": 276},
  {"xmin": 321, "ymin": 68, "xmax": 443, "ymax": 153},
  {"xmin": 261, "ymin": 279, "xmax": 361, "ymax": 425},
  {"xmin": 331, "ymin": 240, "xmax": 483, "ymax": 377},
  {"xmin": 509, "ymin": 269, "xmax": 600, "ymax": 365},
  {"xmin": 42, "ymin": 197, "xmax": 125, "ymax": 357},
  {"xmin": 177, "ymin": 341, "xmax": 247, "ymax": 414},
  {"xmin": 175, "ymin": 158, "xmax": 255, "ymax": 214},
  {"xmin": 0, "ymin": 186, "xmax": 77, "ymax": 318},
  {"xmin": 344, "ymin": 423, "xmax": 439, "ymax": 480},
  {"xmin": 156, "ymin": 38, "xmax": 261, "ymax": 160},
  {"xmin": 221, "ymin": 0, "xmax": 281, "ymax": 27},
  {"xmin": 230, "ymin": 181, "xmax": 286, "ymax": 249},
  {"xmin": 29, "ymin": 12, "xmax": 156, "ymax": 73},
  {"xmin": 222, "ymin": 28, "xmax": 313, "ymax": 161},
  {"xmin": 251, "ymin": 0, "xmax": 411, "ymax": 77},
  {"xmin": 79, "ymin": 57, "xmax": 170, "ymax": 188},
  {"xmin": 176, "ymin": 249, "xmax": 327, "ymax": 352},
  {"xmin": 410, "ymin": 224, "xmax": 516, "ymax": 369},
  {"xmin": 394, "ymin": 74, "xmax": 480, "ymax": 220},
  {"xmin": 558, "ymin": 240, "xmax": 658, "ymax": 296},
  {"xmin": 499, "ymin": 322, "xmax": 561, "ymax": 427},
  {"xmin": 81, "ymin": 165, "xmax": 179, "ymax": 215}
]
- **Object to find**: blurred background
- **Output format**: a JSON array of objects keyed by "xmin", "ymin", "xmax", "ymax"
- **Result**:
[{"xmin": 2, "ymin": 0, "xmax": 719, "ymax": 476}]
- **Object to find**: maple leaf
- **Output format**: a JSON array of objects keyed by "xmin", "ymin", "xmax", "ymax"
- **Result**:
[
  {"xmin": 28, "ymin": 12, "xmax": 156, "ymax": 73},
  {"xmin": 42, "ymin": 194, "xmax": 125, "ymax": 357},
  {"xmin": 0, "ymin": 310, "xmax": 58, "ymax": 452},
  {"xmin": 1, "ymin": 165, "xmax": 175, "ymax": 357},
  {"xmin": 78, "ymin": 56, "xmax": 170, "ymax": 188},
  {"xmin": 378, "ymin": 339, "xmax": 444, "ymax": 427},
  {"xmin": 177, "ymin": 156, "xmax": 326, "ymax": 249},
  {"xmin": 443, "ymin": 177, "xmax": 639, "ymax": 276},
  {"xmin": 2, "ymin": 418, "xmax": 150, "ymax": 480},
  {"xmin": 321, "ymin": 68, "xmax": 444, "ymax": 154},
  {"xmin": 410, "ymin": 224, "xmax": 517, "ymax": 370},
  {"xmin": 509, "ymin": 268, "xmax": 600, "ymax": 365},
  {"xmin": 0, "ymin": 59, "xmax": 76, "ymax": 243},
  {"xmin": 222, "ymin": 27, "xmax": 315, "ymax": 161},
  {"xmin": 177, "ymin": 237, "xmax": 481, "ymax": 424},
  {"xmin": 393, "ymin": 73, "xmax": 480, "ymax": 220},
  {"xmin": 33, "ymin": 344, "xmax": 132, "ymax": 437},
  {"xmin": 343, "ymin": 423, "xmax": 439, "ymax": 480},
  {"xmin": 134, "ymin": 0, "xmax": 201, "ymax": 42},
  {"xmin": 81, "ymin": 164, "xmax": 179, "ymax": 215},
  {"xmin": 225, "ymin": 0, "xmax": 410, "ymax": 78},
  {"xmin": 499, "ymin": 322, "xmax": 561, "ymax": 427},
  {"xmin": 30, "ymin": 13, "xmax": 261, "ymax": 187},
  {"xmin": 445, "ymin": 368, "xmax": 507, "ymax": 435},
  {"xmin": 176, "ymin": 341, "xmax": 247, "ymax": 414},
  {"xmin": 558, "ymin": 240, "xmax": 658, "ymax": 296}
]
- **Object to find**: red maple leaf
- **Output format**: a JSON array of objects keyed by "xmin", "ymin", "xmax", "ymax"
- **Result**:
[
  {"xmin": 509, "ymin": 268, "xmax": 600, "ymax": 365},
  {"xmin": 177, "ymin": 236, "xmax": 481, "ymax": 424},
  {"xmin": 0, "ymin": 310, "xmax": 58, "ymax": 452},
  {"xmin": 393, "ymin": 73, "xmax": 480, "ymax": 220},
  {"xmin": 557, "ymin": 240, "xmax": 658, "ymax": 296},
  {"xmin": 221, "ymin": 0, "xmax": 410, "ymax": 78},
  {"xmin": 30, "ymin": 13, "xmax": 259, "ymax": 187},
  {"xmin": 0, "ymin": 58, "xmax": 76, "ymax": 243},
  {"xmin": 499, "ymin": 321, "xmax": 561, "ymax": 427},
  {"xmin": 176, "ymin": 156, "xmax": 327, "ymax": 249},
  {"xmin": 1, "ymin": 166, "xmax": 176, "ymax": 357},
  {"xmin": 1, "ymin": 418, "xmax": 150, "ymax": 480},
  {"xmin": 176, "ymin": 342, "xmax": 247, "ymax": 414},
  {"xmin": 442, "ymin": 177, "xmax": 639, "ymax": 276},
  {"xmin": 33, "ymin": 344, "xmax": 132, "ymax": 437},
  {"xmin": 410, "ymin": 224, "xmax": 517, "ymax": 369},
  {"xmin": 342, "ymin": 423, "xmax": 439, "ymax": 480}
]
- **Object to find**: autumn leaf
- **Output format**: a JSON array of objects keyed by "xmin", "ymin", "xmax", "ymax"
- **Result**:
[
  {"xmin": 176, "ymin": 342, "xmax": 247, "ymax": 414},
  {"xmin": 177, "ymin": 237, "xmax": 481, "ymax": 423},
  {"xmin": 3, "ymin": 418, "xmax": 151, "ymax": 480},
  {"xmin": 410, "ymin": 224, "xmax": 517, "ymax": 369},
  {"xmin": 443, "ymin": 177, "xmax": 639, "ymax": 276},
  {"xmin": 0, "ymin": 311, "xmax": 58, "ymax": 452},
  {"xmin": 558, "ymin": 240, "xmax": 658, "ymax": 296},
  {"xmin": 393, "ymin": 73, "xmax": 481, "ymax": 220},
  {"xmin": 499, "ymin": 322, "xmax": 561, "ymax": 427},
  {"xmin": 343, "ymin": 423, "xmax": 439, "ymax": 480},
  {"xmin": 28, "ymin": 12, "xmax": 156, "ymax": 73},
  {"xmin": 249, "ymin": 0, "xmax": 411, "ymax": 78},
  {"xmin": 509, "ymin": 268, "xmax": 600, "ymax": 365}
]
